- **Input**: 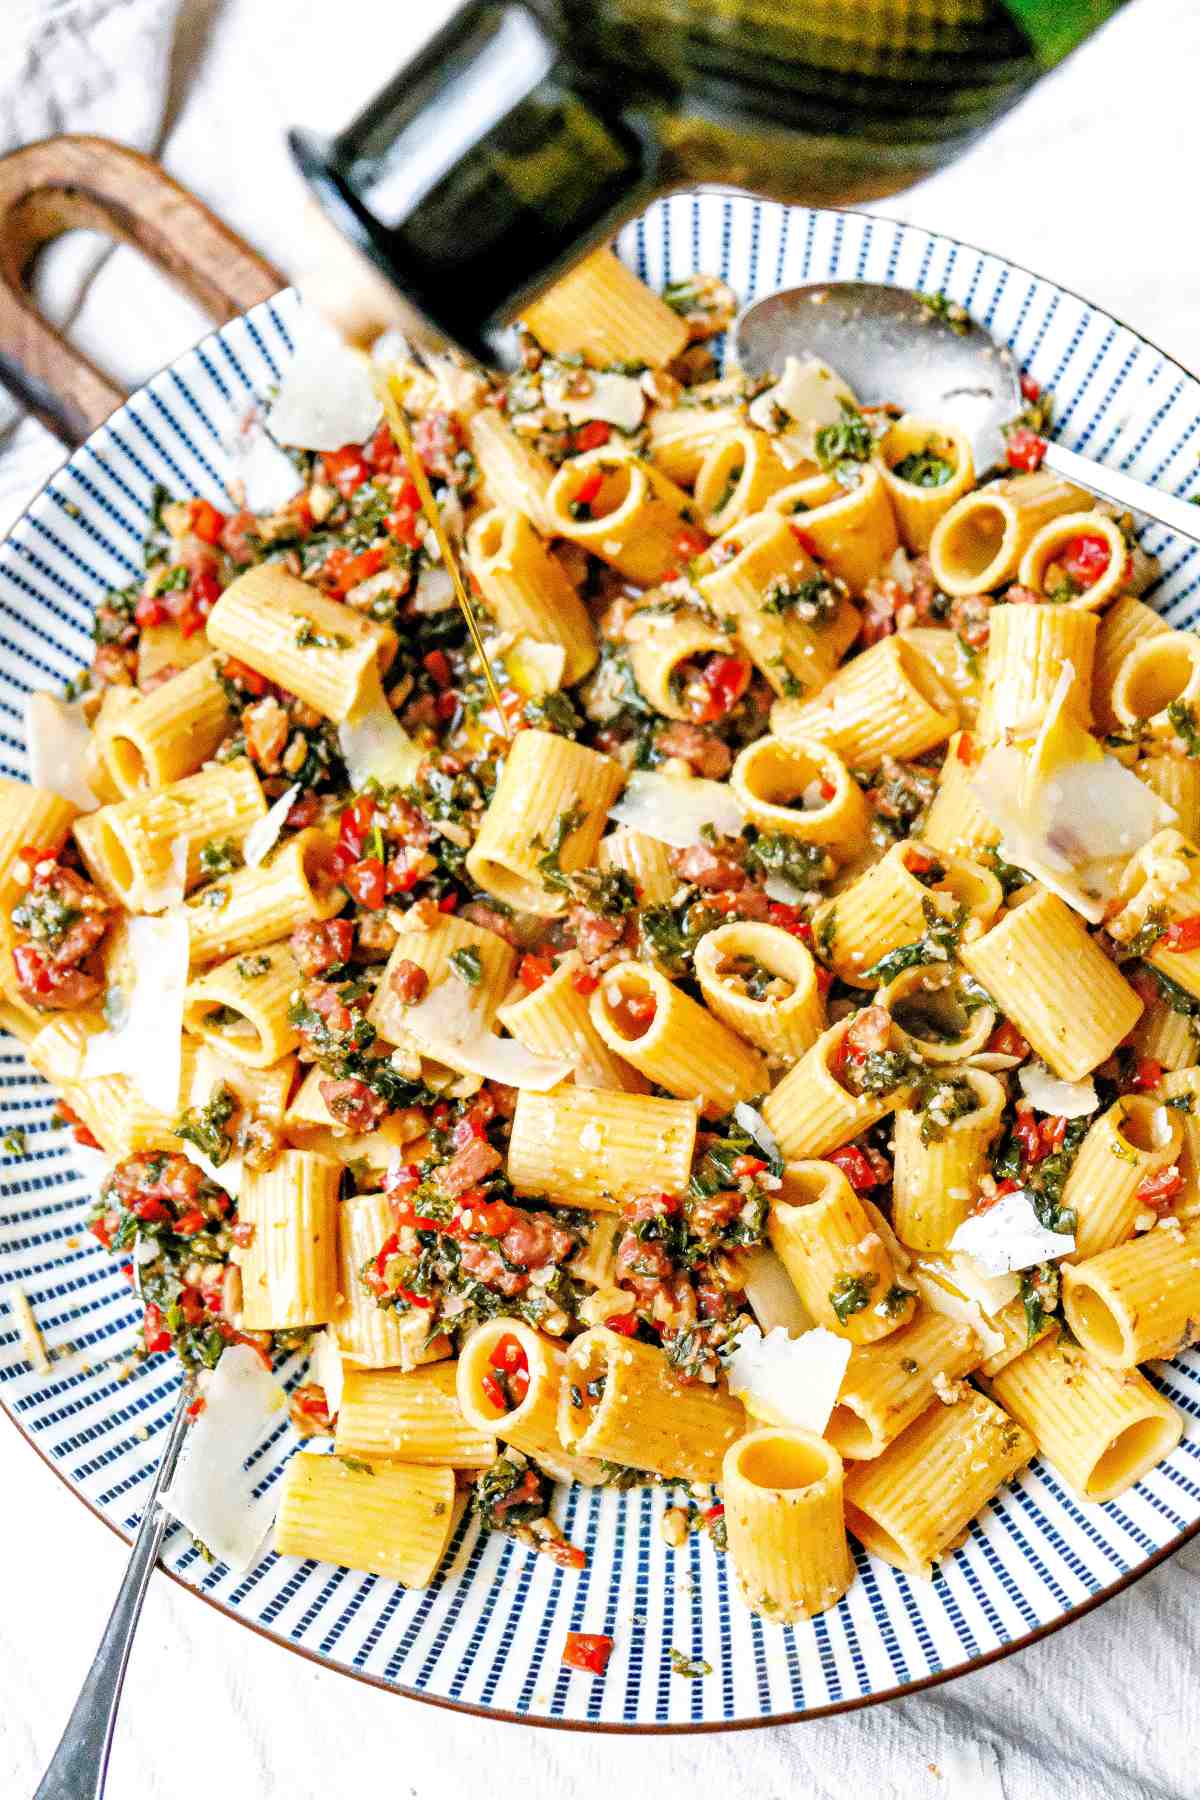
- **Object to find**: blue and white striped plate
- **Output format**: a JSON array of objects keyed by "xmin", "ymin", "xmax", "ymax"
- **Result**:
[{"xmin": 1, "ymin": 192, "xmax": 1198, "ymax": 1730}]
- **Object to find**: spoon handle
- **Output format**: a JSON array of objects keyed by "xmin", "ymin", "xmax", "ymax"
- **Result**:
[
  {"xmin": 34, "ymin": 1387, "xmax": 192, "ymax": 1800},
  {"xmin": 1041, "ymin": 441, "xmax": 1200, "ymax": 550}
]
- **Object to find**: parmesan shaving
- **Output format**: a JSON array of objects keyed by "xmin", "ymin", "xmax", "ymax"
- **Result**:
[
  {"xmin": 310, "ymin": 1328, "xmax": 345, "ymax": 1421},
  {"xmin": 243, "ymin": 784, "xmax": 299, "ymax": 869},
  {"xmin": 338, "ymin": 671, "xmax": 422, "ymax": 791},
  {"xmin": 265, "ymin": 310, "xmax": 382, "ymax": 453},
  {"xmin": 912, "ymin": 1251, "xmax": 1021, "ymax": 1358},
  {"xmin": 726, "ymin": 1322, "xmax": 850, "ymax": 1433},
  {"xmin": 161, "ymin": 1343, "xmax": 287, "ymax": 1572},
  {"xmin": 178, "ymin": 1137, "xmax": 243, "ymax": 1201},
  {"xmin": 949, "ymin": 1188, "xmax": 1075, "ymax": 1275},
  {"xmin": 543, "ymin": 369, "xmax": 646, "ymax": 434},
  {"xmin": 24, "ymin": 691, "xmax": 98, "ymax": 811},
  {"xmin": 140, "ymin": 836, "xmax": 189, "ymax": 914},
  {"xmin": 972, "ymin": 739, "xmax": 1173, "ymax": 924},
  {"xmin": 504, "ymin": 637, "xmax": 566, "ymax": 697},
  {"xmin": 83, "ymin": 910, "xmax": 190, "ymax": 1115},
  {"xmin": 747, "ymin": 354, "xmax": 856, "ymax": 459},
  {"xmin": 607, "ymin": 770, "xmax": 745, "ymax": 848},
  {"xmin": 732, "ymin": 1101, "xmax": 784, "ymax": 1172},
  {"xmin": 1017, "ymin": 1061, "xmax": 1099, "ymax": 1120},
  {"xmin": 739, "ymin": 1247, "xmax": 814, "ymax": 1338},
  {"xmin": 402, "ymin": 977, "xmax": 576, "ymax": 1090},
  {"xmin": 225, "ymin": 415, "xmax": 305, "ymax": 512}
]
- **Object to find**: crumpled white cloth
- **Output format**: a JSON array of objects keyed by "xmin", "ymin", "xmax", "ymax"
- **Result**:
[
  {"xmin": 1, "ymin": 3, "xmax": 1199, "ymax": 1797},
  {"xmin": 0, "ymin": 0, "xmax": 183, "ymax": 521}
]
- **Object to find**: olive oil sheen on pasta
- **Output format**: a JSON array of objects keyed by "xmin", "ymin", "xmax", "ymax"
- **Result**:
[{"xmin": 290, "ymin": 0, "xmax": 1127, "ymax": 358}]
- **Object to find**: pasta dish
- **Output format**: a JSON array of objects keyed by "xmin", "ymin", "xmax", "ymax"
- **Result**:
[{"xmin": 4, "ymin": 247, "xmax": 1197, "ymax": 1664}]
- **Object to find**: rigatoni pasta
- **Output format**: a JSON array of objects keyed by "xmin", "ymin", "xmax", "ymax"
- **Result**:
[
  {"xmin": 19, "ymin": 252, "xmax": 1198, "ymax": 1626},
  {"xmin": 723, "ymin": 1429, "xmax": 853, "ymax": 1620},
  {"xmin": 844, "ymin": 1389, "xmax": 1033, "ymax": 1576},
  {"xmin": 465, "ymin": 728, "xmax": 624, "ymax": 915},
  {"xmin": 989, "ymin": 1331, "xmax": 1181, "ymax": 1504}
]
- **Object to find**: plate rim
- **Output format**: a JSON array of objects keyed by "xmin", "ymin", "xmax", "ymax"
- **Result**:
[{"xmin": 3, "ymin": 190, "xmax": 1199, "ymax": 1732}]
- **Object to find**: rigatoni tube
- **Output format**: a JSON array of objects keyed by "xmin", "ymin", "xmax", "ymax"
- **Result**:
[
  {"xmin": 506, "ymin": 1087, "xmax": 697, "ymax": 1209},
  {"xmin": 184, "ymin": 828, "xmax": 345, "ymax": 966},
  {"xmin": 1108, "ymin": 828, "xmax": 1200, "ymax": 1001},
  {"xmin": 875, "ymin": 416, "xmax": 974, "ymax": 552},
  {"xmin": 723, "ymin": 1429, "xmax": 853, "ymax": 1621},
  {"xmin": 771, "ymin": 635, "xmax": 957, "ymax": 770},
  {"xmin": 73, "ymin": 761, "xmax": 266, "ymax": 910},
  {"xmin": 545, "ymin": 450, "xmax": 694, "ymax": 585},
  {"xmin": 1062, "ymin": 1220, "xmax": 1200, "ymax": 1367},
  {"xmin": 697, "ymin": 511, "xmax": 859, "ymax": 700},
  {"xmin": 274, "ymin": 1453, "xmax": 459, "ymax": 1585},
  {"xmin": 693, "ymin": 920, "xmax": 825, "ymax": 1061},
  {"xmin": 466, "ymin": 507, "xmax": 596, "ymax": 684},
  {"xmin": 812, "ymin": 839, "xmax": 1000, "ymax": 987},
  {"xmin": 1060, "ymin": 1096, "xmax": 1182, "ymax": 1261},
  {"xmin": 519, "ymin": 247, "xmax": 688, "ymax": 369},
  {"xmin": 334, "ymin": 1363, "xmax": 495, "ymax": 1467},
  {"xmin": 465, "ymin": 729, "xmax": 624, "ymax": 916},
  {"xmin": 827, "ymin": 1310, "xmax": 984, "ymax": 1461},
  {"xmin": 729, "ymin": 734, "xmax": 868, "ymax": 857},
  {"xmin": 891, "ymin": 1069, "xmax": 1007, "ymax": 1251},
  {"xmin": 589, "ymin": 961, "xmax": 766, "ymax": 1109},
  {"xmin": 929, "ymin": 471, "xmax": 1082, "ymax": 597},
  {"xmin": 234, "ymin": 1148, "xmax": 341, "ymax": 1329},
  {"xmin": 769, "ymin": 1160, "xmax": 915, "ymax": 1343},
  {"xmin": 205, "ymin": 565, "xmax": 396, "ymax": 722},
  {"xmin": 496, "ymin": 949, "xmax": 647, "ymax": 1092},
  {"xmin": 183, "ymin": 942, "xmax": 301, "ymax": 1069},
  {"xmin": 960, "ymin": 889, "xmax": 1142, "ymax": 1082},
  {"xmin": 333, "ymin": 1192, "xmax": 452, "ymax": 1370},
  {"xmin": 988, "ymin": 1330, "xmax": 1180, "ymax": 1504},
  {"xmin": 844, "ymin": 1390, "xmax": 1033, "ymax": 1577},
  {"xmin": 456, "ymin": 1319, "xmax": 605, "ymax": 1485},
  {"xmin": 558, "ymin": 1326, "xmax": 745, "ymax": 1482},
  {"xmin": 761, "ymin": 1013, "xmax": 914, "ymax": 1161},
  {"xmin": 975, "ymin": 602, "xmax": 1097, "ymax": 742},
  {"xmin": 96, "ymin": 653, "xmax": 232, "ymax": 794}
]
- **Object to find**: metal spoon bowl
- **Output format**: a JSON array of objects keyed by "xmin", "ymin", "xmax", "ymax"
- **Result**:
[{"xmin": 734, "ymin": 280, "xmax": 1200, "ymax": 548}]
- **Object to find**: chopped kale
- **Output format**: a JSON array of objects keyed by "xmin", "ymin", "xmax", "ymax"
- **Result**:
[
  {"xmin": 533, "ymin": 805, "xmax": 586, "ymax": 895},
  {"xmin": 523, "ymin": 690, "xmax": 583, "ymax": 737},
  {"xmin": 829, "ymin": 1272, "xmax": 878, "ymax": 1324},
  {"xmin": 892, "ymin": 447, "xmax": 955, "ymax": 487},
  {"xmin": 449, "ymin": 946, "xmax": 483, "ymax": 987},
  {"xmin": 815, "ymin": 401, "xmax": 874, "ymax": 476},
  {"xmin": 234, "ymin": 953, "xmax": 272, "ymax": 980},
  {"xmin": 761, "ymin": 572, "xmax": 845, "ymax": 626},
  {"xmin": 742, "ymin": 825, "xmax": 830, "ymax": 893},
  {"xmin": 174, "ymin": 1083, "xmax": 238, "ymax": 1166},
  {"xmin": 669, "ymin": 1649, "xmax": 712, "ymax": 1679},
  {"xmin": 198, "ymin": 839, "xmax": 241, "ymax": 879}
]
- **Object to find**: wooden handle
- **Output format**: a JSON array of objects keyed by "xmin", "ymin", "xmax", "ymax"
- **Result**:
[{"xmin": 0, "ymin": 135, "xmax": 286, "ymax": 446}]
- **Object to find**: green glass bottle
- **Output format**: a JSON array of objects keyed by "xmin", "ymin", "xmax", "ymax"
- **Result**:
[{"xmin": 290, "ymin": 1, "xmax": 1126, "ymax": 358}]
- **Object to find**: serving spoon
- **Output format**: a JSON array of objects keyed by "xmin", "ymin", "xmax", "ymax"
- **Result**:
[
  {"xmin": 733, "ymin": 281, "xmax": 1200, "ymax": 548},
  {"xmin": 34, "ymin": 1242, "xmax": 193, "ymax": 1800}
]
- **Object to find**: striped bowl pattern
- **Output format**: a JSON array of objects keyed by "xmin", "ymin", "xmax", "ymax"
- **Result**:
[{"xmin": 1, "ymin": 192, "xmax": 1199, "ymax": 1730}]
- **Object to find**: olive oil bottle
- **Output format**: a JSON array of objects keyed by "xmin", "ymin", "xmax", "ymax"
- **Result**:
[{"xmin": 291, "ymin": 1, "xmax": 1126, "ymax": 357}]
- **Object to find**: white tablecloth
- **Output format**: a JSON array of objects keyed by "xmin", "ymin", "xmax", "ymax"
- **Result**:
[{"xmin": 2, "ymin": 3, "xmax": 1199, "ymax": 1794}]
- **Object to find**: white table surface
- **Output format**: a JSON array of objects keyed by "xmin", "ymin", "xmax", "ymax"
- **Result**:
[{"xmin": 3, "ymin": 2, "xmax": 1200, "ymax": 1795}]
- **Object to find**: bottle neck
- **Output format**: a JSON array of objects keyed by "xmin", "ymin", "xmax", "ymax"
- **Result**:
[
  {"xmin": 1002, "ymin": 0, "xmax": 1125, "ymax": 66},
  {"xmin": 290, "ymin": 2, "xmax": 662, "ymax": 362}
]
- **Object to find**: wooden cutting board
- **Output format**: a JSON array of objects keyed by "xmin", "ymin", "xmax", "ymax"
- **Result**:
[{"xmin": 0, "ymin": 134, "xmax": 285, "ymax": 446}]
